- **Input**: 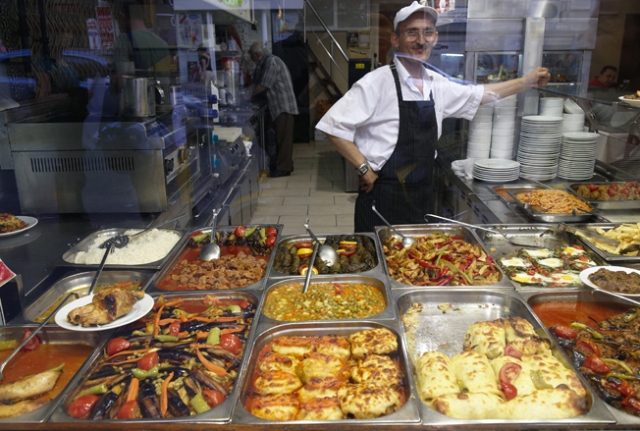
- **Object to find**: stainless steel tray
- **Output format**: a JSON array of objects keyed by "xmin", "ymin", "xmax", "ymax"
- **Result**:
[
  {"xmin": 477, "ymin": 224, "xmax": 607, "ymax": 291},
  {"xmin": 489, "ymin": 184, "xmax": 543, "ymax": 205},
  {"xmin": 523, "ymin": 289, "xmax": 640, "ymax": 425},
  {"xmin": 15, "ymin": 270, "xmax": 155, "ymax": 325},
  {"xmin": 570, "ymin": 223, "xmax": 640, "ymax": 264},
  {"xmin": 268, "ymin": 232, "xmax": 381, "ymax": 278},
  {"xmin": 233, "ymin": 321, "xmax": 420, "ymax": 424},
  {"xmin": 0, "ymin": 325, "xmax": 105, "ymax": 424},
  {"xmin": 568, "ymin": 182, "xmax": 640, "ymax": 210},
  {"xmin": 375, "ymin": 224, "xmax": 512, "ymax": 289},
  {"xmin": 61, "ymin": 228, "xmax": 186, "ymax": 270},
  {"xmin": 507, "ymin": 187, "xmax": 596, "ymax": 223},
  {"xmin": 50, "ymin": 291, "xmax": 260, "ymax": 424},
  {"xmin": 394, "ymin": 289, "xmax": 615, "ymax": 426},
  {"xmin": 148, "ymin": 225, "xmax": 282, "ymax": 293},
  {"xmin": 258, "ymin": 275, "xmax": 395, "ymax": 324}
]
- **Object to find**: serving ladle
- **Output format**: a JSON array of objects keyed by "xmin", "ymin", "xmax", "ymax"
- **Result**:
[
  {"xmin": 200, "ymin": 209, "xmax": 221, "ymax": 261},
  {"xmin": 303, "ymin": 218, "xmax": 338, "ymax": 266},
  {"xmin": 99, "ymin": 213, "xmax": 186, "ymax": 249},
  {"xmin": 371, "ymin": 201, "xmax": 416, "ymax": 248},
  {"xmin": 0, "ymin": 242, "xmax": 114, "ymax": 381}
]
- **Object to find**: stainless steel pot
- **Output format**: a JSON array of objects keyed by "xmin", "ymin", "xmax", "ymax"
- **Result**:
[{"xmin": 120, "ymin": 76, "xmax": 164, "ymax": 117}]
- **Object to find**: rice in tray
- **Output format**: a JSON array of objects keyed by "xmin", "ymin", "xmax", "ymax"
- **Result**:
[{"xmin": 71, "ymin": 229, "xmax": 181, "ymax": 265}]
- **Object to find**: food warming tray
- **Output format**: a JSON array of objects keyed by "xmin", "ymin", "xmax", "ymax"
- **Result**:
[
  {"xmin": 490, "ymin": 184, "xmax": 543, "ymax": 204},
  {"xmin": 258, "ymin": 275, "xmax": 396, "ymax": 324},
  {"xmin": 267, "ymin": 232, "xmax": 382, "ymax": 278},
  {"xmin": 50, "ymin": 291, "xmax": 260, "ymax": 424},
  {"xmin": 477, "ymin": 224, "xmax": 607, "ymax": 291},
  {"xmin": 0, "ymin": 325, "xmax": 105, "ymax": 424},
  {"xmin": 148, "ymin": 225, "xmax": 281, "ymax": 292},
  {"xmin": 16, "ymin": 270, "xmax": 155, "ymax": 325},
  {"xmin": 61, "ymin": 228, "xmax": 186, "ymax": 270},
  {"xmin": 233, "ymin": 321, "xmax": 420, "ymax": 425},
  {"xmin": 394, "ymin": 289, "xmax": 615, "ymax": 426},
  {"xmin": 569, "ymin": 223, "xmax": 640, "ymax": 264},
  {"xmin": 523, "ymin": 289, "xmax": 640, "ymax": 425},
  {"xmin": 507, "ymin": 188, "xmax": 596, "ymax": 223},
  {"xmin": 568, "ymin": 182, "xmax": 640, "ymax": 210},
  {"xmin": 375, "ymin": 224, "xmax": 512, "ymax": 289}
]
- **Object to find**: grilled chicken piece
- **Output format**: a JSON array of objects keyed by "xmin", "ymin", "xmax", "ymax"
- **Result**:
[
  {"xmin": 0, "ymin": 366, "xmax": 63, "ymax": 403},
  {"xmin": 67, "ymin": 287, "xmax": 144, "ymax": 327},
  {"xmin": 0, "ymin": 399, "xmax": 47, "ymax": 419}
]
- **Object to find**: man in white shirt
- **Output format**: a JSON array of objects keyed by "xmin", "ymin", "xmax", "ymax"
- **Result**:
[{"xmin": 316, "ymin": 1, "xmax": 550, "ymax": 232}]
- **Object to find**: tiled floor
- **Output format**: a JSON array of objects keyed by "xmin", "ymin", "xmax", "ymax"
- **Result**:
[{"xmin": 249, "ymin": 141, "xmax": 356, "ymax": 236}]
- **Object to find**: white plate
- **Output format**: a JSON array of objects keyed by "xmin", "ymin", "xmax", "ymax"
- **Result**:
[
  {"xmin": 618, "ymin": 96, "xmax": 640, "ymax": 108},
  {"xmin": 0, "ymin": 216, "xmax": 38, "ymax": 238},
  {"xmin": 55, "ymin": 293, "xmax": 154, "ymax": 331},
  {"xmin": 580, "ymin": 266, "xmax": 640, "ymax": 297},
  {"xmin": 564, "ymin": 98, "xmax": 585, "ymax": 114}
]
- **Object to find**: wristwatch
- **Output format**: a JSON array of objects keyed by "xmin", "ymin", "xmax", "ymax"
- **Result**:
[{"xmin": 355, "ymin": 160, "xmax": 370, "ymax": 176}]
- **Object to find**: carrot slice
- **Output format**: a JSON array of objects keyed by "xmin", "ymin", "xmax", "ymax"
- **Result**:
[
  {"xmin": 160, "ymin": 371, "xmax": 174, "ymax": 417},
  {"xmin": 194, "ymin": 346, "xmax": 227, "ymax": 376},
  {"xmin": 153, "ymin": 304, "xmax": 165, "ymax": 338},
  {"xmin": 126, "ymin": 377, "xmax": 140, "ymax": 402},
  {"xmin": 214, "ymin": 316, "xmax": 242, "ymax": 322},
  {"xmin": 158, "ymin": 318, "xmax": 179, "ymax": 326},
  {"xmin": 220, "ymin": 327, "xmax": 244, "ymax": 335},
  {"xmin": 106, "ymin": 347, "xmax": 154, "ymax": 359},
  {"xmin": 196, "ymin": 332, "xmax": 209, "ymax": 340}
]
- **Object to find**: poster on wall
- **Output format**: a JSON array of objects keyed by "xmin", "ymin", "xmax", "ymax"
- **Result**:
[
  {"xmin": 176, "ymin": 13, "xmax": 203, "ymax": 49},
  {"xmin": 96, "ymin": 5, "xmax": 115, "ymax": 50},
  {"xmin": 434, "ymin": 0, "xmax": 455, "ymax": 13}
]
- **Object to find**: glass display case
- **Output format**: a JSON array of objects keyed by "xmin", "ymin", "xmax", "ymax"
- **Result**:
[
  {"xmin": 542, "ymin": 50, "xmax": 586, "ymax": 96},
  {"xmin": 473, "ymin": 52, "xmax": 522, "ymax": 84}
]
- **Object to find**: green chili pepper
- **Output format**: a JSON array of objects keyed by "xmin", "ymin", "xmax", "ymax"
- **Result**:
[
  {"xmin": 441, "ymin": 260, "xmax": 473, "ymax": 284},
  {"xmin": 155, "ymin": 334, "xmax": 179, "ymax": 342},
  {"xmin": 259, "ymin": 228, "xmax": 266, "ymax": 240},
  {"xmin": 530, "ymin": 370, "xmax": 553, "ymax": 389},
  {"xmin": 435, "ymin": 245, "xmax": 450, "ymax": 266},
  {"xmin": 605, "ymin": 372, "xmax": 640, "ymax": 381},
  {"xmin": 602, "ymin": 358, "xmax": 635, "ymax": 375},
  {"xmin": 172, "ymin": 309, "xmax": 188, "ymax": 318},
  {"xmin": 190, "ymin": 393, "xmax": 211, "ymax": 414},
  {"xmin": 191, "ymin": 232, "xmax": 209, "ymax": 243},
  {"xmin": 569, "ymin": 322, "xmax": 604, "ymax": 339},
  {"xmin": 131, "ymin": 366, "xmax": 159, "ymax": 380},
  {"xmin": 224, "ymin": 305, "xmax": 242, "ymax": 314},
  {"xmin": 49, "ymin": 363, "xmax": 65, "ymax": 372},
  {"xmin": 131, "ymin": 330, "xmax": 150, "ymax": 336},
  {"xmin": 623, "ymin": 308, "xmax": 640, "ymax": 323},
  {"xmin": 0, "ymin": 340, "xmax": 17, "ymax": 351},
  {"xmin": 77, "ymin": 383, "xmax": 108, "ymax": 398},
  {"xmin": 244, "ymin": 227, "xmax": 257, "ymax": 238},
  {"xmin": 206, "ymin": 327, "xmax": 221, "ymax": 345}
]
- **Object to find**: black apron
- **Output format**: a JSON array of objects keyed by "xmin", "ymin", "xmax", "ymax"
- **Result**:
[{"xmin": 354, "ymin": 63, "xmax": 438, "ymax": 232}]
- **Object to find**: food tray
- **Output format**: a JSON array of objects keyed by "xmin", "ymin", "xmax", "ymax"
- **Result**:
[
  {"xmin": 268, "ymin": 232, "xmax": 381, "ymax": 278},
  {"xmin": 61, "ymin": 228, "xmax": 186, "ymax": 270},
  {"xmin": 507, "ymin": 187, "xmax": 596, "ymax": 223},
  {"xmin": 0, "ymin": 325, "xmax": 105, "ymax": 424},
  {"xmin": 233, "ymin": 321, "xmax": 420, "ymax": 424},
  {"xmin": 394, "ymin": 289, "xmax": 615, "ymax": 426},
  {"xmin": 568, "ymin": 182, "xmax": 640, "ymax": 210},
  {"xmin": 523, "ymin": 289, "xmax": 640, "ymax": 425},
  {"xmin": 50, "ymin": 291, "xmax": 260, "ymax": 424},
  {"xmin": 477, "ymin": 224, "xmax": 607, "ymax": 291},
  {"xmin": 570, "ymin": 223, "xmax": 640, "ymax": 264},
  {"xmin": 149, "ymin": 225, "xmax": 281, "ymax": 292},
  {"xmin": 489, "ymin": 184, "xmax": 543, "ymax": 204},
  {"xmin": 375, "ymin": 224, "xmax": 512, "ymax": 289},
  {"xmin": 16, "ymin": 270, "xmax": 155, "ymax": 325},
  {"xmin": 258, "ymin": 275, "xmax": 395, "ymax": 324}
]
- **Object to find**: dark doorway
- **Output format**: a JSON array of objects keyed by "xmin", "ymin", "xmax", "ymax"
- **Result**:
[{"xmin": 619, "ymin": 14, "xmax": 640, "ymax": 90}]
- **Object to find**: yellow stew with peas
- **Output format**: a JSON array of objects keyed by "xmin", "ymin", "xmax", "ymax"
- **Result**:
[{"xmin": 262, "ymin": 282, "xmax": 386, "ymax": 321}]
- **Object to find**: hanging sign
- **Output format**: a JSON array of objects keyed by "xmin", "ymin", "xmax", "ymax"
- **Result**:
[{"xmin": 96, "ymin": 5, "xmax": 115, "ymax": 50}]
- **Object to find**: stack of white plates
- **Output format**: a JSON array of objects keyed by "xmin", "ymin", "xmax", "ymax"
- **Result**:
[
  {"xmin": 491, "ymin": 96, "xmax": 517, "ymax": 159},
  {"xmin": 539, "ymin": 97, "xmax": 564, "ymax": 116},
  {"xmin": 562, "ymin": 113, "xmax": 585, "ymax": 133},
  {"xmin": 558, "ymin": 132, "xmax": 599, "ymax": 180},
  {"xmin": 473, "ymin": 158, "xmax": 520, "ymax": 182},
  {"xmin": 517, "ymin": 115, "xmax": 564, "ymax": 181},
  {"xmin": 468, "ymin": 105, "xmax": 493, "ymax": 158}
]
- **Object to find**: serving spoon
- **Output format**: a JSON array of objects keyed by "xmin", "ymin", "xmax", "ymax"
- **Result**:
[
  {"xmin": 303, "ymin": 218, "xmax": 338, "ymax": 266},
  {"xmin": 99, "ymin": 213, "xmax": 186, "ymax": 249},
  {"xmin": 371, "ymin": 201, "xmax": 416, "ymax": 248},
  {"xmin": 0, "ymin": 243, "xmax": 114, "ymax": 381},
  {"xmin": 200, "ymin": 209, "xmax": 221, "ymax": 261}
]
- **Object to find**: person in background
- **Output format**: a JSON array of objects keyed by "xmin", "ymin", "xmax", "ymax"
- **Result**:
[
  {"xmin": 316, "ymin": 1, "xmax": 550, "ymax": 232},
  {"xmin": 589, "ymin": 65, "xmax": 617, "ymax": 88},
  {"xmin": 249, "ymin": 42, "xmax": 299, "ymax": 177}
]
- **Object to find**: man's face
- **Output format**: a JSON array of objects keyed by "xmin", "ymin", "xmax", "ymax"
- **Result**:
[
  {"xmin": 391, "ymin": 12, "xmax": 438, "ymax": 63},
  {"xmin": 250, "ymin": 51, "xmax": 261, "ymax": 65},
  {"xmin": 599, "ymin": 69, "xmax": 617, "ymax": 87}
]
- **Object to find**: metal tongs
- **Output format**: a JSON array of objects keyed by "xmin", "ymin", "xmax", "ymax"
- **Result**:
[
  {"xmin": 558, "ymin": 223, "xmax": 620, "ymax": 248},
  {"xmin": 99, "ymin": 213, "xmax": 185, "ymax": 249}
]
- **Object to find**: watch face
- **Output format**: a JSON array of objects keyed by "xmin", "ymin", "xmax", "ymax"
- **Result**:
[{"xmin": 357, "ymin": 164, "xmax": 368, "ymax": 175}]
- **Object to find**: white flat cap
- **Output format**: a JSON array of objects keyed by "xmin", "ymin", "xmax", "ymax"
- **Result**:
[{"xmin": 393, "ymin": 1, "xmax": 438, "ymax": 30}]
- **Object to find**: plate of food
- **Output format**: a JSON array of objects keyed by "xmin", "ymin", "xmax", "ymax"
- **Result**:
[
  {"xmin": 580, "ymin": 265, "xmax": 640, "ymax": 297},
  {"xmin": 55, "ymin": 287, "xmax": 153, "ymax": 331},
  {"xmin": 619, "ymin": 92, "xmax": 640, "ymax": 108},
  {"xmin": 0, "ymin": 214, "xmax": 38, "ymax": 237}
]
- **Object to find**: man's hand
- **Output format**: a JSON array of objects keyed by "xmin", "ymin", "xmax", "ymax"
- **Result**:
[
  {"xmin": 358, "ymin": 170, "xmax": 378, "ymax": 193},
  {"xmin": 525, "ymin": 67, "xmax": 551, "ymax": 88}
]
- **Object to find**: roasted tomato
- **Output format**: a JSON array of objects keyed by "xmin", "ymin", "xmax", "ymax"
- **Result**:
[
  {"xmin": 68, "ymin": 394, "xmax": 100, "ymax": 419},
  {"xmin": 169, "ymin": 320, "xmax": 181, "ymax": 337},
  {"xmin": 606, "ymin": 378, "xmax": 637, "ymax": 398},
  {"xmin": 202, "ymin": 389, "xmax": 226, "ymax": 408},
  {"xmin": 500, "ymin": 381, "xmax": 518, "ymax": 401},
  {"xmin": 265, "ymin": 227, "xmax": 278, "ymax": 237},
  {"xmin": 504, "ymin": 344, "xmax": 523, "ymax": 359},
  {"xmin": 117, "ymin": 400, "xmax": 141, "ymax": 420},
  {"xmin": 295, "ymin": 241, "xmax": 313, "ymax": 249},
  {"xmin": 105, "ymin": 337, "xmax": 131, "ymax": 356},
  {"xmin": 499, "ymin": 362, "xmax": 522, "ymax": 384},
  {"xmin": 554, "ymin": 325, "xmax": 578, "ymax": 339},
  {"xmin": 298, "ymin": 264, "xmax": 318, "ymax": 275},
  {"xmin": 265, "ymin": 236, "xmax": 277, "ymax": 247},
  {"xmin": 623, "ymin": 396, "xmax": 640, "ymax": 411},
  {"xmin": 19, "ymin": 329, "xmax": 40, "ymax": 352},
  {"xmin": 576, "ymin": 339, "xmax": 601, "ymax": 357},
  {"xmin": 587, "ymin": 183, "xmax": 599, "ymax": 191},
  {"xmin": 234, "ymin": 226, "xmax": 246, "ymax": 237},
  {"xmin": 584, "ymin": 354, "xmax": 610, "ymax": 374},
  {"xmin": 220, "ymin": 333, "xmax": 243, "ymax": 355},
  {"xmin": 137, "ymin": 351, "xmax": 159, "ymax": 371}
]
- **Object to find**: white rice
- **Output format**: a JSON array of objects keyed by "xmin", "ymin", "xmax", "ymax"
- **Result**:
[{"xmin": 72, "ymin": 229, "xmax": 181, "ymax": 265}]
